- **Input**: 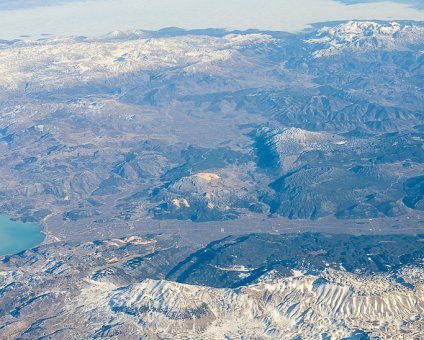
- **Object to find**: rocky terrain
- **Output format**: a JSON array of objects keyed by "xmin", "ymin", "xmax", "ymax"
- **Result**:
[
  {"xmin": 256, "ymin": 126, "xmax": 423, "ymax": 219},
  {"xmin": 0, "ymin": 233, "xmax": 423, "ymax": 338},
  {"xmin": 0, "ymin": 20, "xmax": 423, "ymax": 338},
  {"xmin": 0, "ymin": 21, "xmax": 422, "ymax": 242}
]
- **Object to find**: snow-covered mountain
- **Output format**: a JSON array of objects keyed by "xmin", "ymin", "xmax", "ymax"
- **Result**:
[
  {"xmin": 1, "ymin": 265, "xmax": 423, "ymax": 338},
  {"xmin": 0, "ymin": 33, "xmax": 274, "ymax": 91},
  {"xmin": 1, "ymin": 232, "xmax": 423, "ymax": 338},
  {"xmin": 0, "ymin": 22, "xmax": 423, "ymax": 339},
  {"xmin": 2, "ymin": 21, "xmax": 422, "ymax": 92},
  {"xmin": 99, "ymin": 268, "xmax": 424, "ymax": 339},
  {"xmin": 307, "ymin": 21, "xmax": 424, "ymax": 57}
]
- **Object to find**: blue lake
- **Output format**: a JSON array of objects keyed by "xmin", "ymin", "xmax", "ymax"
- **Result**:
[{"xmin": 0, "ymin": 214, "xmax": 45, "ymax": 256}]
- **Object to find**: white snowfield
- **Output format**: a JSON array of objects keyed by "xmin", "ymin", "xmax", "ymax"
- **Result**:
[
  {"xmin": 307, "ymin": 21, "xmax": 424, "ymax": 57},
  {"xmin": 72, "ymin": 267, "xmax": 424, "ymax": 339},
  {"xmin": 0, "ymin": 33, "xmax": 274, "ymax": 91}
]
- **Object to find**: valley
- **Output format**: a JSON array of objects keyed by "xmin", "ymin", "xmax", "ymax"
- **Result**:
[
  {"xmin": 0, "ymin": 21, "xmax": 422, "ymax": 245},
  {"xmin": 0, "ymin": 20, "xmax": 423, "ymax": 338}
]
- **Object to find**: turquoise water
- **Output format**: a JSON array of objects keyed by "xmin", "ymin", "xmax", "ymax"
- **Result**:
[{"xmin": 0, "ymin": 214, "xmax": 45, "ymax": 256}]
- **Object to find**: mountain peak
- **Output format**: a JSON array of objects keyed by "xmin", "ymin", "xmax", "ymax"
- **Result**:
[{"xmin": 307, "ymin": 20, "xmax": 424, "ymax": 57}]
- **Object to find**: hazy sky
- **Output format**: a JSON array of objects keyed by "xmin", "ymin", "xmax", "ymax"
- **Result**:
[
  {"xmin": 339, "ymin": 0, "xmax": 423, "ymax": 9},
  {"xmin": 0, "ymin": 0, "xmax": 422, "ymax": 39}
]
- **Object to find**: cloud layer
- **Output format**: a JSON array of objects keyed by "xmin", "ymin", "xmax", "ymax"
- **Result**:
[
  {"xmin": 338, "ymin": 0, "xmax": 423, "ymax": 10},
  {"xmin": 0, "ymin": 0, "xmax": 422, "ymax": 39},
  {"xmin": 0, "ymin": 0, "xmax": 86, "ymax": 10}
]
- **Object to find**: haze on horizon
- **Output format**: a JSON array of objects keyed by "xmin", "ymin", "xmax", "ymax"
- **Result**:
[{"xmin": 0, "ymin": 0, "xmax": 422, "ymax": 40}]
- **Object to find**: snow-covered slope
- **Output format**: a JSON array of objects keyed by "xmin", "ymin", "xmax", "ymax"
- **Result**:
[
  {"xmin": 3, "ymin": 21, "xmax": 422, "ymax": 91},
  {"xmin": 0, "ymin": 33, "xmax": 273, "ymax": 91},
  {"xmin": 307, "ymin": 21, "xmax": 424, "ymax": 57},
  {"xmin": 258, "ymin": 127, "xmax": 346, "ymax": 171},
  {"xmin": 2, "ymin": 267, "xmax": 420, "ymax": 339},
  {"xmin": 1, "ymin": 233, "xmax": 423, "ymax": 338},
  {"xmin": 101, "ymin": 269, "xmax": 423, "ymax": 339}
]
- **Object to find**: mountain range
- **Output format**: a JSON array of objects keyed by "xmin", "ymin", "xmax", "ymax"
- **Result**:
[{"xmin": 0, "ymin": 20, "xmax": 423, "ymax": 338}]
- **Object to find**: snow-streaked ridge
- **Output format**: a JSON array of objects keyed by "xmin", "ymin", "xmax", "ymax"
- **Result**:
[{"xmin": 74, "ymin": 267, "xmax": 424, "ymax": 339}]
